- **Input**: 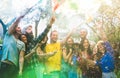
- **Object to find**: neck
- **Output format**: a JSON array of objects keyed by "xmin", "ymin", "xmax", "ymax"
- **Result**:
[
  {"xmin": 51, "ymin": 40, "xmax": 56, "ymax": 44},
  {"xmin": 82, "ymin": 37, "xmax": 86, "ymax": 40},
  {"xmin": 84, "ymin": 49, "xmax": 88, "ymax": 52},
  {"xmin": 100, "ymin": 50, "xmax": 105, "ymax": 54}
]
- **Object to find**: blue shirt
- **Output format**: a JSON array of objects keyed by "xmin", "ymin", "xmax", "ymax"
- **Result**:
[
  {"xmin": 96, "ymin": 51, "xmax": 115, "ymax": 73},
  {"xmin": 1, "ymin": 32, "xmax": 25, "ymax": 66},
  {"xmin": 96, "ymin": 41, "xmax": 115, "ymax": 73},
  {"xmin": 71, "ymin": 54, "xmax": 77, "ymax": 71}
]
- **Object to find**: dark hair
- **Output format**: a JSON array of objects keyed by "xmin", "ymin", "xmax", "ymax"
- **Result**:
[
  {"xmin": 19, "ymin": 34, "xmax": 28, "ymax": 54},
  {"xmin": 64, "ymin": 42, "xmax": 74, "ymax": 55},
  {"xmin": 80, "ymin": 39, "xmax": 92, "ymax": 55},
  {"xmin": 19, "ymin": 34, "xmax": 27, "ymax": 41},
  {"xmin": 25, "ymin": 32, "xmax": 34, "ymax": 43}
]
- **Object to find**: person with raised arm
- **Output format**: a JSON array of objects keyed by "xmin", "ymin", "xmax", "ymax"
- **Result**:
[
  {"xmin": 91, "ymin": 21, "xmax": 116, "ymax": 78},
  {"xmin": 18, "ymin": 16, "xmax": 56, "ymax": 78},
  {"xmin": 44, "ymin": 26, "xmax": 75, "ymax": 78},
  {"xmin": 0, "ymin": 15, "xmax": 26, "ymax": 78}
]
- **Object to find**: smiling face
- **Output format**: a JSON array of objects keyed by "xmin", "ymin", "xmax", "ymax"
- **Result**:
[
  {"xmin": 15, "ymin": 26, "xmax": 21, "ymax": 35},
  {"xmin": 80, "ymin": 29, "xmax": 87, "ymax": 39},
  {"xmin": 67, "ymin": 37, "xmax": 74, "ymax": 45},
  {"xmin": 26, "ymin": 25, "xmax": 32, "ymax": 34},
  {"xmin": 97, "ymin": 41, "xmax": 105, "ymax": 53},
  {"xmin": 83, "ymin": 39, "xmax": 89, "ymax": 49},
  {"xmin": 21, "ymin": 34, "xmax": 27, "ymax": 43},
  {"xmin": 66, "ymin": 37, "xmax": 74, "ymax": 47},
  {"xmin": 50, "ymin": 30, "xmax": 58, "ymax": 43}
]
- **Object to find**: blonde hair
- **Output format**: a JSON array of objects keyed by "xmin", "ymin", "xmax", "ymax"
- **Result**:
[{"xmin": 96, "ymin": 40, "xmax": 106, "ymax": 52}]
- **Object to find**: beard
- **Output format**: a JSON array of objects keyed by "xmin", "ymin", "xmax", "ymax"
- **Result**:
[{"xmin": 51, "ymin": 39, "xmax": 57, "ymax": 43}]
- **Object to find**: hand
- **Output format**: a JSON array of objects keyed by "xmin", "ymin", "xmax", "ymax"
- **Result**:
[
  {"xmin": 53, "ymin": 51, "xmax": 57, "ymax": 54},
  {"xmin": 19, "ymin": 70, "xmax": 22, "ymax": 76},
  {"xmin": 48, "ymin": 51, "xmax": 57, "ymax": 56},
  {"xmin": 31, "ymin": 49, "xmax": 36, "ymax": 53},
  {"xmin": 48, "ymin": 52, "xmax": 54, "ymax": 56},
  {"xmin": 87, "ymin": 59, "xmax": 95, "ymax": 66},
  {"xmin": 49, "ymin": 16, "xmax": 55, "ymax": 26}
]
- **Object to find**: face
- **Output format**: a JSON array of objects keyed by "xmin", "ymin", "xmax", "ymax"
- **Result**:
[
  {"xmin": 26, "ymin": 26, "xmax": 32, "ymax": 34},
  {"xmin": 15, "ymin": 26, "xmax": 21, "ymax": 35},
  {"xmin": 80, "ymin": 29, "xmax": 87, "ymax": 39},
  {"xmin": 67, "ymin": 38, "xmax": 74, "ymax": 46},
  {"xmin": 97, "ymin": 41, "xmax": 105, "ymax": 53},
  {"xmin": 50, "ymin": 31, "xmax": 58, "ymax": 43},
  {"xmin": 21, "ymin": 35, "xmax": 27, "ymax": 43},
  {"xmin": 83, "ymin": 39, "xmax": 89, "ymax": 49}
]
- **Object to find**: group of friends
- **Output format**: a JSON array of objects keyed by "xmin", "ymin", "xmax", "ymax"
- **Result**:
[{"xmin": 0, "ymin": 14, "xmax": 119, "ymax": 78}]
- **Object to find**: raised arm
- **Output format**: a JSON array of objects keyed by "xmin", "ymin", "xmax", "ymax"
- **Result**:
[
  {"xmin": 25, "ymin": 42, "xmax": 40, "ymax": 60},
  {"xmin": 0, "ymin": 19, "xmax": 7, "ymax": 35},
  {"xmin": 34, "ymin": 16, "xmax": 55, "ymax": 46},
  {"xmin": 8, "ymin": 7, "xmax": 31, "ymax": 34},
  {"xmin": 6, "ymin": 17, "xmax": 16, "ymax": 28},
  {"xmin": 8, "ymin": 15, "xmax": 24, "ymax": 34}
]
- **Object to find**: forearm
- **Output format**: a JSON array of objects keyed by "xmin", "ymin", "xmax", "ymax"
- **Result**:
[
  {"xmin": 65, "ymin": 51, "xmax": 72, "ymax": 62},
  {"xmin": 8, "ymin": 16, "xmax": 23, "ymax": 34},
  {"xmin": 25, "ymin": 45, "xmax": 38, "ymax": 60},
  {"xmin": 0, "ymin": 19, "xmax": 7, "ymax": 34},
  {"xmin": 37, "ymin": 53, "xmax": 50, "ymax": 60},
  {"xmin": 40, "ymin": 24, "xmax": 51, "ymax": 38},
  {"xmin": 19, "ymin": 51, "xmax": 25, "ymax": 75},
  {"xmin": 19, "ymin": 56, "xmax": 24, "ymax": 73},
  {"xmin": 35, "ymin": 24, "xmax": 51, "ymax": 45},
  {"xmin": 37, "ymin": 53, "xmax": 49, "ymax": 60},
  {"xmin": 42, "ymin": 52, "xmax": 56, "ymax": 60},
  {"xmin": 25, "ymin": 51, "xmax": 35, "ymax": 60},
  {"xmin": 38, "ymin": 53, "xmax": 47, "ymax": 57},
  {"xmin": 68, "ymin": 54, "xmax": 72, "ymax": 64}
]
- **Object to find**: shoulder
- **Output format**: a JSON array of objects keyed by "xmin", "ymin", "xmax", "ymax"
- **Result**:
[
  {"xmin": 4, "ymin": 31, "xmax": 10, "ymax": 36},
  {"xmin": 17, "ymin": 40, "xmax": 25, "ymax": 46}
]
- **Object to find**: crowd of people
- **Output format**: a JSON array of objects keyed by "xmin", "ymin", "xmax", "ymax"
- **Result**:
[{"xmin": 0, "ymin": 14, "xmax": 120, "ymax": 78}]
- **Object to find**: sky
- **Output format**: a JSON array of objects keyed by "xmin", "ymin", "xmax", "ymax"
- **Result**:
[
  {"xmin": 0, "ymin": 0, "xmax": 112, "ymax": 39},
  {"xmin": 0, "ymin": 0, "xmax": 112, "ymax": 17},
  {"xmin": 0, "ymin": 0, "xmax": 40, "ymax": 16}
]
